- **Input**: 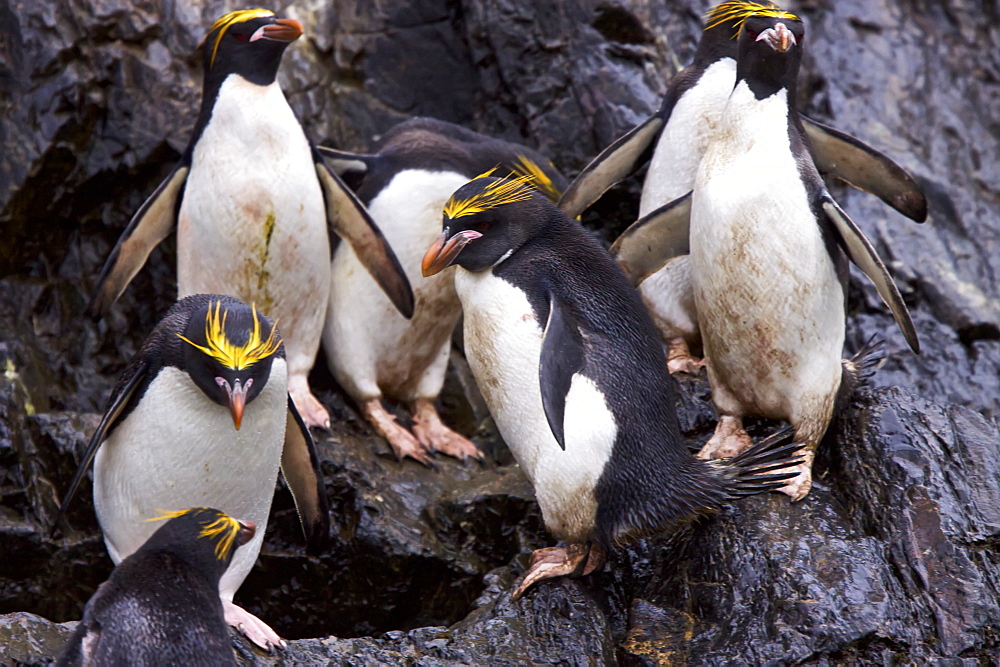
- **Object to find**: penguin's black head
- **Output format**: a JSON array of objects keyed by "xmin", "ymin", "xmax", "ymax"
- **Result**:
[
  {"xmin": 700, "ymin": 1, "xmax": 795, "ymax": 64},
  {"xmin": 178, "ymin": 298, "xmax": 283, "ymax": 430},
  {"xmin": 201, "ymin": 9, "xmax": 303, "ymax": 86},
  {"xmin": 736, "ymin": 10, "xmax": 804, "ymax": 100},
  {"xmin": 144, "ymin": 508, "xmax": 255, "ymax": 575},
  {"xmin": 421, "ymin": 172, "xmax": 556, "ymax": 275}
]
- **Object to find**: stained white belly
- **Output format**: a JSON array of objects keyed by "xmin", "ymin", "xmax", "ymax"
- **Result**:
[
  {"xmin": 178, "ymin": 76, "xmax": 329, "ymax": 373},
  {"xmin": 690, "ymin": 83, "xmax": 843, "ymax": 421},
  {"xmin": 325, "ymin": 170, "xmax": 466, "ymax": 401},
  {"xmin": 454, "ymin": 269, "xmax": 616, "ymax": 543},
  {"xmin": 93, "ymin": 361, "xmax": 288, "ymax": 598},
  {"xmin": 638, "ymin": 58, "xmax": 736, "ymax": 342}
]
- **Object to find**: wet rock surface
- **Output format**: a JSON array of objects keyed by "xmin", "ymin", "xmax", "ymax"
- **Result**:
[{"xmin": 1, "ymin": 0, "xmax": 998, "ymax": 664}]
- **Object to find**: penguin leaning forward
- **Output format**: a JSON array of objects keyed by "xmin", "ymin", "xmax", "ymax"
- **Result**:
[
  {"xmin": 318, "ymin": 117, "xmax": 567, "ymax": 465},
  {"xmin": 559, "ymin": 0, "xmax": 926, "ymax": 373},
  {"xmin": 421, "ymin": 173, "xmax": 802, "ymax": 598},
  {"xmin": 58, "ymin": 508, "xmax": 254, "ymax": 666},
  {"xmin": 87, "ymin": 8, "xmax": 414, "ymax": 429},
  {"xmin": 612, "ymin": 9, "xmax": 920, "ymax": 501},
  {"xmin": 55, "ymin": 294, "xmax": 330, "ymax": 649}
]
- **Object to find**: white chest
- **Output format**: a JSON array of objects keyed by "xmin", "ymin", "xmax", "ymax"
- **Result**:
[
  {"xmin": 640, "ymin": 58, "xmax": 735, "ymax": 216},
  {"xmin": 93, "ymin": 361, "xmax": 289, "ymax": 567},
  {"xmin": 454, "ymin": 269, "xmax": 616, "ymax": 542},
  {"xmin": 177, "ymin": 76, "xmax": 328, "ymax": 303},
  {"xmin": 690, "ymin": 84, "xmax": 844, "ymax": 416}
]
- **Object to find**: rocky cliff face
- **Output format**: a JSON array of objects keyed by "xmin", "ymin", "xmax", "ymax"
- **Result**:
[{"xmin": 1, "ymin": 0, "xmax": 997, "ymax": 663}]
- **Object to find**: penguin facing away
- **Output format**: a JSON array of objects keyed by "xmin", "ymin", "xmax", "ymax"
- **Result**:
[
  {"xmin": 318, "ymin": 117, "xmax": 567, "ymax": 465},
  {"xmin": 422, "ymin": 173, "xmax": 802, "ymax": 598},
  {"xmin": 559, "ymin": 0, "xmax": 927, "ymax": 374},
  {"xmin": 57, "ymin": 508, "xmax": 253, "ymax": 667},
  {"xmin": 55, "ymin": 294, "xmax": 330, "ymax": 650},
  {"xmin": 615, "ymin": 10, "xmax": 919, "ymax": 501},
  {"xmin": 87, "ymin": 8, "xmax": 414, "ymax": 430}
]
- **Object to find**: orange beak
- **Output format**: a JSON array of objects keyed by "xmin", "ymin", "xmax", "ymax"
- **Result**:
[
  {"xmin": 219, "ymin": 378, "xmax": 250, "ymax": 430},
  {"xmin": 251, "ymin": 18, "xmax": 303, "ymax": 43},
  {"xmin": 758, "ymin": 22, "xmax": 796, "ymax": 53},
  {"xmin": 421, "ymin": 230, "xmax": 483, "ymax": 277},
  {"xmin": 237, "ymin": 520, "xmax": 256, "ymax": 547}
]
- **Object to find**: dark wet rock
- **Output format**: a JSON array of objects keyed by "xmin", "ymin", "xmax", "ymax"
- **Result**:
[{"xmin": 1, "ymin": 0, "xmax": 998, "ymax": 663}]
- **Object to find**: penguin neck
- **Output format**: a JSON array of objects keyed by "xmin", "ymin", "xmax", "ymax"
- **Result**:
[
  {"xmin": 189, "ymin": 72, "xmax": 286, "ymax": 155},
  {"xmin": 721, "ymin": 80, "xmax": 797, "ymax": 152}
]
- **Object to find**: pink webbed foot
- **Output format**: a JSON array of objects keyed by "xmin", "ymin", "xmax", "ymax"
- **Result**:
[
  {"xmin": 666, "ymin": 337, "xmax": 705, "ymax": 375},
  {"xmin": 411, "ymin": 398, "xmax": 483, "ymax": 462},
  {"xmin": 362, "ymin": 398, "xmax": 434, "ymax": 466},
  {"xmin": 512, "ymin": 543, "xmax": 605, "ymax": 600},
  {"xmin": 289, "ymin": 385, "xmax": 330, "ymax": 430},
  {"xmin": 698, "ymin": 415, "xmax": 754, "ymax": 460},
  {"xmin": 223, "ymin": 599, "xmax": 285, "ymax": 652}
]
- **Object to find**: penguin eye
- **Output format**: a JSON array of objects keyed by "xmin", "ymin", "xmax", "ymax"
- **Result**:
[
  {"xmin": 476, "ymin": 221, "xmax": 491, "ymax": 232},
  {"xmin": 744, "ymin": 27, "xmax": 759, "ymax": 40},
  {"xmin": 234, "ymin": 32, "xmax": 251, "ymax": 43}
]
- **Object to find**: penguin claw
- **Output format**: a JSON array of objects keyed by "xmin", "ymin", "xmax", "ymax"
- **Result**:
[
  {"xmin": 223, "ymin": 600, "xmax": 284, "ymax": 652},
  {"xmin": 410, "ymin": 399, "xmax": 484, "ymax": 463},
  {"xmin": 290, "ymin": 387, "xmax": 331, "ymax": 430},
  {"xmin": 511, "ymin": 543, "xmax": 604, "ymax": 600}
]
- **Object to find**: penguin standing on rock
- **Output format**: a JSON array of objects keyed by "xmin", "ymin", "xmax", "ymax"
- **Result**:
[
  {"xmin": 614, "ymin": 10, "xmax": 919, "ymax": 501},
  {"xmin": 559, "ymin": 0, "xmax": 926, "ymax": 373},
  {"xmin": 58, "ymin": 508, "xmax": 254, "ymax": 667},
  {"xmin": 87, "ymin": 8, "xmax": 414, "ymax": 430},
  {"xmin": 55, "ymin": 294, "xmax": 330, "ymax": 650},
  {"xmin": 421, "ymin": 173, "xmax": 802, "ymax": 598},
  {"xmin": 318, "ymin": 117, "xmax": 567, "ymax": 465}
]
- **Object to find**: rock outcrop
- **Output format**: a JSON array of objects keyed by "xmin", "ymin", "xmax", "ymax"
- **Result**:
[{"xmin": 1, "ymin": 0, "xmax": 997, "ymax": 663}]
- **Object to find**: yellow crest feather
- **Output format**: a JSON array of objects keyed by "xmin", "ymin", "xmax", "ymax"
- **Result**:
[
  {"xmin": 206, "ymin": 8, "xmax": 275, "ymax": 68},
  {"xmin": 443, "ymin": 170, "xmax": 537, "ymax": 220},
  {"xmin": 511, "ymin": 155, "xmax": 562, "ymax": 203},
  {"xmin": 146, "ymin": 508, "xmax": 243, "ymax": 560},
  {"xmin": 177, "ymin": 300, "xmax": 281, "ymax": 371},
  {"xmin": 704, "ymin": 1, "xmax": 800, "ymax": 38}
]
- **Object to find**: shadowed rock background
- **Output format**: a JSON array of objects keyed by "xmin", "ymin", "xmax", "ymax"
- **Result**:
[{"xmin": 1, "ymin": 0, "xmax": 998, "ymax": 663}]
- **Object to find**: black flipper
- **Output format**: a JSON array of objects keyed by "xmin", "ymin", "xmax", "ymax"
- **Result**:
[
  {"xmin": 51, "ymin": 362, "xmax": 150, "ymax": 534},
  {"xmin": 557, "ymin": 115, "xmax": 665, "ymax": 218},
  {"xmin": 88, "ymin": 164, "xmax": 189, "ymax": 317},
  {"xmin": 539, "ymin": 293, "xmax": 585, "ymax": 451},
  {"xmin": 315, "ymin": 146, "xmax": 375, "ymax": 178},
  {"xmin": 820, "ymin": 196, "xmax": 920, "ymax": 353},
  {"xmin": 280, "ymin": 397, "xmax": 331, "ymax": 555},
  {"xmin": 803, "ymin": 116, "xmax": 927, "ymax": 223},
  {"xmin": 609, "ymin": 191, "xmax": 692, "ymax": 286},
  {"xmin": 314, "ymin": 151, "xmax": 415, "ymax": 319},
  {"xmin": 716, "ymin": 426, "xmax": 805, "ymax": 498}
]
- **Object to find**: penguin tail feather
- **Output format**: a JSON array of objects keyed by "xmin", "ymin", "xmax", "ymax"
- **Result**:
[
  {"xmin": 715, "ymin": 426, "xmax": 805, "ymax": 498},
  {"xmin": 835, "ymin": 335, "xmax": 886, "ymax": 414}
]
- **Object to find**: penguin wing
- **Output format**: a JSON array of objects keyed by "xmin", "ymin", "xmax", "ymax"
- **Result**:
[
  {"xmin": 803, "ymin": 116, "xmax": 927, "ymax": 222},
  {"xmin": 314, "ymin": 152, "xmax": 416, "ymax": 319},
  {"xmin": 557, "ymin": 115, "xmax": 665, "ymax": 218},
  {"xmin": 87, "ymin": 163, "xmax": 189, "ymax": 318},
  {"xmin": 53, "ymin": 361, "xmax": 151, "ymax": 532},
  {"xmin": 539, "ymin": 292, "xmax": 585, "ymax": 451},
  {"xmin": 280, "ymin": 396, "xmax": 331, "ymax": 554},
  {"xmin": 609, "ymin": 192, "xmax": 692, "ymax": 286},
  {"xmin": 316, "ymin": 146, "xmax": 376, "ymax": 178},
  {"xmin": 821, "ymin": 196, "xmax": 920, "ymax": 353}
]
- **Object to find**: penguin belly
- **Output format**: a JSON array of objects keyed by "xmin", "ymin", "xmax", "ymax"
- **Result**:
[
  {"xmin": 325, "ymin": 169, "xmax": 467, "ymax": 402},
  {"xmin": 454, "ymin": 269, "xmax": 617, "ymax": 543},
  {"xmin": 690, "ymin": 89, "xmax": 843, "ymax": 427},
  {"xmin": 93, "ymin": 360, "xmax": 288, "ymax": 599},
  {"xmin": 638, "ymin": 58, "xmax": 736, "ymax": 345},
  {"xmin": 177, "ymin": 76, "xmax": 329, "ymax": 379}
]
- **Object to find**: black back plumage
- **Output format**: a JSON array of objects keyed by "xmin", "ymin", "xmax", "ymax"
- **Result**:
[
  {"xmin": 57, "ymin": 508, "xmax": 251, "ymax": 666},
  {"xmin": 352, "ymin": 117, "xmax": 567, "ymax": 205},
  {"xmin": 440, "ymin": 180, "xmax": 798, "ymax": 548}
]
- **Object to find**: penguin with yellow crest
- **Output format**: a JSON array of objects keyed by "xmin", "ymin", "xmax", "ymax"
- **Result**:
[
  {"xmin": 87, "ymin": 9, "xmax": 414, "ymax": 430},
  {"xmin": 560, "ymin": 0, "xmax": 926, "ymax": 373},
  {"xmin": 56, "ymin": 294, "xmax": 329, "ymax": 649},
  {"xmin": 319, "ymin": 117, "xmax": 566, "ymax": 465},
  {"xmin": 58, "ymin": 508, "xmax": 255, "ymax": 666}
]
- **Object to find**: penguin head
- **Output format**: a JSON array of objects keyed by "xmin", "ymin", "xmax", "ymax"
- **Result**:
[
  {"xmin": 145, "ymin": 508, "xmax": 255, "ymax": 575},
  {"xmin": 700, "ymin": 2, "xmax": 798, "ymax": 63},
  {"xmin": 735, "ymin": 8, "xmax": 804, "ymax": 100},
  {"xmin": 178, "ymin": 298, "xmax": 283, "ymax": 430},
  {"xmin": 421, "ymin": 172, "xmax": 555, "ymax": 275},
  {"xmin": 201, "ymin": 9, "xmax": 303, "ymax": 86}
]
